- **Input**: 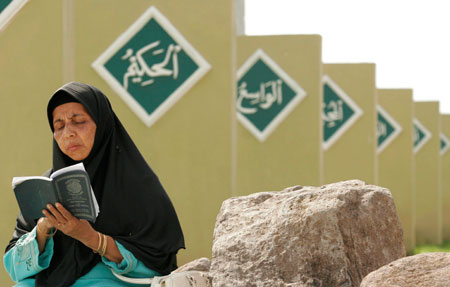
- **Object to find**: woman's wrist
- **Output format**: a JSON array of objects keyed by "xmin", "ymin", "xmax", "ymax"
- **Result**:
[
  {"xmin": 37, "ymin": 222, "xmax": 55, "ymax": 237},
  {"xmin": 81, "ymin": 229, "xmax": 102, "ymax": 252},
  {"xmin": 92, "ymin": 232, "xmax": 108, "ymax": 256},
  {"xmin": 37, "ymin": 224, "xmax": 49, "ymax": 235},
  {"xmin": 36, "ymin": 218, "xmax": 53, "ymax": 235}
]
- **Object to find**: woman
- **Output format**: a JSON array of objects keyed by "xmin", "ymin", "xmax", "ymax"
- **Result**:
[{"xmin": 4, "ymin": 82, "xmax": 185, "ymax": 286}]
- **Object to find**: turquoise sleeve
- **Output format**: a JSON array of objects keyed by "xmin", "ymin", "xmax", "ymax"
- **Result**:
[
  {"xmin": 3, "ymin": 227, "xmax": 54, "ymax": 282},
  {"xmin": 101, "ymin": 241, "xmax": 161, "ymax": 278}
]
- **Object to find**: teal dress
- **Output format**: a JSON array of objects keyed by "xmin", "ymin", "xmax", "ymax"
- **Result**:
[{"xmin": 3, "ymin": 227, "xmax": 160, "ymax": 286}]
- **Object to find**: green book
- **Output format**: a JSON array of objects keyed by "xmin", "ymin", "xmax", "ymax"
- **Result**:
[{"xmin": 12, "ymin": 163, "xmax": 99, "ymax": 223}]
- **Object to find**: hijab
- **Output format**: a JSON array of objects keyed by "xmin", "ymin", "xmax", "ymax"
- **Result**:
[{"xmin": 6, "ymin": 82, "xmax": 185, "ymax": 286}]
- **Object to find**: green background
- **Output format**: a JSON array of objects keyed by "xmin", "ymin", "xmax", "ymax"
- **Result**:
[
  {"xmin": 323, "ymin": 82, "xmax": 356, "ymax": 142},
  {"xmin": 104, "ymin": 18, "xmax": 199, "ymax": 115},
  {"xmin": 377, "ymin": 109, "xmax": 396, "ymax": 148},
  {"xmin": 414, "ymin": 122, "xmax": 427, "ymax": 148},
  {"xmin": 238, "ymin": 59, "xmax": 297, "ymax": 133}
]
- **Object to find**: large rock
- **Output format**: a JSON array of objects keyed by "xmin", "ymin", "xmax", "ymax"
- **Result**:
[
  {"xmin": 210, "ymin": 180, "xmax": 405, "ymax": 287},
  {"xmin": 172, "ymin": 258, "xmax": 212, "ymax": 286},
  {"xmin": 173, "ymin": 257, "xmax": 211, "ymax": 273},
  {"xmin": 360, "ymin": 252, "xmax": 450, "ymax": 287}
]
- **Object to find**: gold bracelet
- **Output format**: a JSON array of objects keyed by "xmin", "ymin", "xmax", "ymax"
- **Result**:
[
  {"xmin": 94, "ymin": 232, "xmax": 102, "ymax": 253},
  {"xmin": 37, "ymin": 225, "xmax": 56, "ymax": 237},
  {"xmin": 100, "ymin": 234, "xmax": 107, "ymax": 256}
]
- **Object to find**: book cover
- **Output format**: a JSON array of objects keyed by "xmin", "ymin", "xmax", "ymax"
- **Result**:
[{"xmin": 12, "ymin": 163, "xmax": 99, "ymax": 223}]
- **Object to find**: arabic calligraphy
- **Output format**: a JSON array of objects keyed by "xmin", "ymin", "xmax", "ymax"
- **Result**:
[
  {"xmin": 323, "ymin": 100, "xmax": 343, "ymax": 128},
  {"xmin": 237, "ymin": 80, "xmax": 283, "ymax": 114},
  {"xmin": 121, "ymin": 40, "xmax": 181, "ymax": 90}
]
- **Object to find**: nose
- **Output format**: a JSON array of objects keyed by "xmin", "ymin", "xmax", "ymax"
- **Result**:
[{"xmin": 62, "ymin": 123, "xmax": 76, "ymax": 138}]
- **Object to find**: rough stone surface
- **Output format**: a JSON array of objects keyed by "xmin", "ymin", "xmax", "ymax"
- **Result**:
[
  {"xmin": 210, "ymin": 180, "xmax": 405, "ymax": 287},
  {"xmin": 173, "ymin": 257, "xmax": 211, "ymax": 273},
  {"xmin": 360, "ymin": 252, "xmax": 450, "ymax": 287},
  {"xmin": 172, "ymin": 258, "xmax": 212, "ymax": 286}
]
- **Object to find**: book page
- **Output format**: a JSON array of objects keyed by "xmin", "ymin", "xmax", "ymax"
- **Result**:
[
  {"xmin": 50, "ymin": 162, "xmax": 86, "ymax": 179},
  {"xmin": 12, "ymin": 176, "xmax": 51, "ymax": 188}
]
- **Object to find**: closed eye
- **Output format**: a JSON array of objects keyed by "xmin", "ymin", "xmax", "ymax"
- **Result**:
[{"xmin": 53, "ymin": 120, "xmax": 64, "ymax": 131}]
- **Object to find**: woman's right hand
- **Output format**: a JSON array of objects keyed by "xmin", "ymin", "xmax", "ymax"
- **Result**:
[
  {"xmin": 36, "ymin": 217, "xmax": 56, "ymax": 254},
  {"xmin": 36, "ymin": 217, "xmax": 55, "ymax": 235}
]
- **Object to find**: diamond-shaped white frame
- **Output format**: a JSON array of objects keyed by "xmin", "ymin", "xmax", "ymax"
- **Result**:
[
  {"xmin": 237, "ymin": 49, "xmax": 307, "ymax": 142},
  {"xmin": 413, "ymin": 118, "xmax": 432, "ymax": 154},
  {"xmin": 440, "ymin": 133, "xmax": 450, "ymax": 156},
  {"xmin": 0, "ymin": 0, "xmax": 29, "ymax": 31},
  {"xmin": 92, "ymin": 6, "xmax": 211, "ymax": 127},
  {"xmin": 377, "ymin": 105, "xmax": 403, "ymax": 154},
  {"xmin": 322, "ymin": 75, "xmax": 363, "ymax": 150}
]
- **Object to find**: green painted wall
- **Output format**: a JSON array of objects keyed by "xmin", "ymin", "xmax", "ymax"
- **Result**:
[
  {"xmin": 440, "ymin": 114, "xmax": 450, "ymax": 241},
  {"xmin": 414, "ymin": 102, "xmax": 441, "ymax": 245},
  {"xmin": 237, "ymin": 35, "xmax": 322, "ymax": 195},
  {"xmin": 377, "ymin": 89, "xmax": 415, "ymax": 252},
  {"xmin": 323, "ymin": 64, "xmax": 377, "ymax": 185},
  {"xmin": 0, "ymin": 1, "xmax": 236, "ymax": 284}
]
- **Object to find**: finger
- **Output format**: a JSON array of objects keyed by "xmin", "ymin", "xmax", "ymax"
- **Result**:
[
  {"xmin": 46, "ymin": 204, "xmax": 67, "ymax": 224},
  {"xmin": 46, "ymin": 204, "xmax": 62, "ymax": 219},
  {"xmin": 55, "ymin": 202, "xmax": 76, "ymax": 221},
  {"xmin": 42, "ymin": 209, "xmax": 58, "ymax": 226}
]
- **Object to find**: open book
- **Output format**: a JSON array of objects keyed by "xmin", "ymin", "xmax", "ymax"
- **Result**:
[{"xmin": 12, "ymin": 163, "xmax": 99, "ymax": 223}]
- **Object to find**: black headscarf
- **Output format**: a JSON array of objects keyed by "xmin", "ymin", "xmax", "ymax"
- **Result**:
[{"xmin": 6, "ymin": 82, "xmax": 185, "ymax": 286}]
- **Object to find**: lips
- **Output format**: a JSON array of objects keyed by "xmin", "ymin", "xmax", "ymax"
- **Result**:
[{"xmin": 67, "ymin": 144, "xmax": 81, "ymax": 151}]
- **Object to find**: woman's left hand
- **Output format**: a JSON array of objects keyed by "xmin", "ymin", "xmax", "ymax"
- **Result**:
[
  {"xmin": 43, "ymin": 203, "xmax": 96, "ymax": 244},
  {"xmin": 44, "ymin": 202, "xmax": 124, "ymax": 263}
]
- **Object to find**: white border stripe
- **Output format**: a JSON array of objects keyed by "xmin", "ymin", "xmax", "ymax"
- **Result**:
[{"xmin": 0, "ymin": 0, "xmax": 30, "ymax": 32}]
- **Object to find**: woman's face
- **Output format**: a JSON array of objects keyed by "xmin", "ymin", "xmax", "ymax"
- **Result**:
[{"xmin": 52, "ymin": 102, "xmax": 97, "ymax": 161}]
